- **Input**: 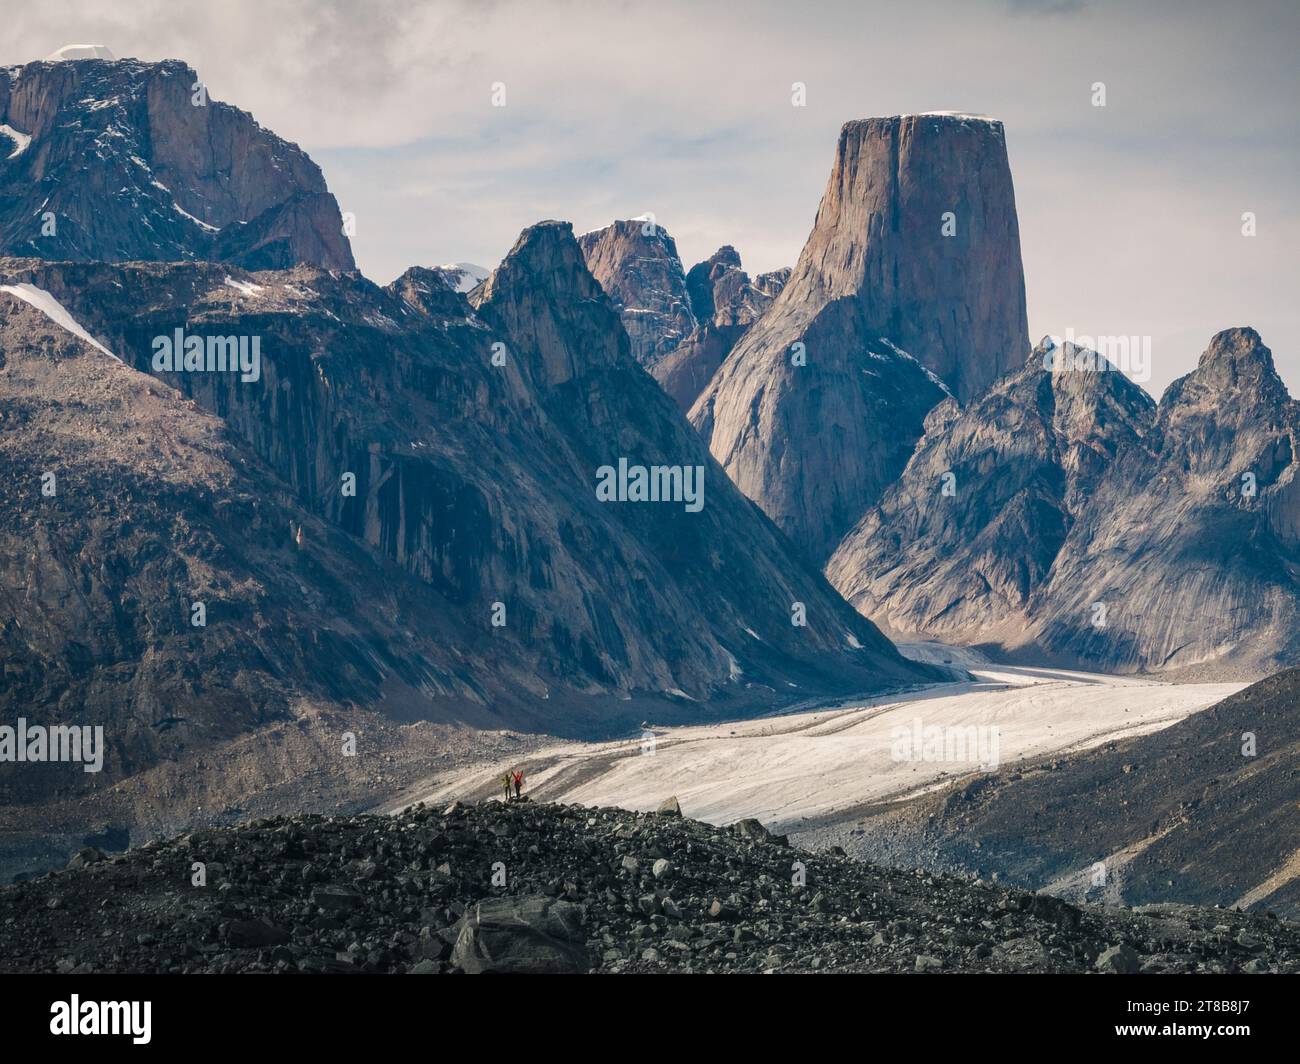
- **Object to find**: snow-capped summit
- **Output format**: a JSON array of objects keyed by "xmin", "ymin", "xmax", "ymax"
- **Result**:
[
  {"xmin": 438, "ymin": 262, "xmax": 490, "ymax": 293},
  {"xmin": 46, "ymin": 44, "xmax": 118, "ymax": 61}
]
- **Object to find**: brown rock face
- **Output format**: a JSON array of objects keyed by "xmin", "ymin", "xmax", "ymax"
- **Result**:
[
  {"xmin": 0, "ymin": 284, "xmax": 532, "ymax": 806},
  {"xmin": 0, "ymin": 221, "xmax": 934, "ymax": 804},
  {"xmin": 654, "ymin": 247, "xmax": 788, "ymax": 412},
  {"xmin": 0, "ymin": 58, "xmax": 354, "ymax": 270},
  {"xmin": 689, "ymin": 115, "xmax": 1028, "ymax": 560},
  {"xmin": 577, "ymin": 219, "xmax": 695, "ymax": 370},
  {"xmin": 781, "ymin": 114, "xmax": 1028, "ymax": 403}
]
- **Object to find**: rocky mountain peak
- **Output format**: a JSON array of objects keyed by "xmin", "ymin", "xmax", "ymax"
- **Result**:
[
  {"xmin": 827, "ymin": 340, "xmax": 1154, "ymax": 640},
  {"xmin": 386, "ymin": 265, "xmax": 473, "ymax": 319},
  {"xmin": 0, "ymin": 57, "xmax": 354, "ymax": 270},
  {"xmin": 1168, "ymin": 326, "xmax": 1289, "ymax": 409},
  {"xmin": 1033, "ymin": 335, "xmax": 1157, "ymax": 420},
  {"xmin": 785, "ymin": 113, "xmax": 1028, "ymax": 402},
  {"xmin": 684, "ymin": 245, "xmax": 742, "ymax": 322},
  {"xmin": 683, "ymin": 245, "xmax": 783, "ymax": 330},
  {"xmin": 688, "ymin": 114, "xmax": 1030, "ymax": 560},
  {"xmin": 653, "ymin": 245, "xmax": 791, "ymax": 412},
  {"xmin": 474, "ymin": 220, "xmax": 626, "ymax": 389},
  {"xmin": 577, "ymin": 218, "xmax": 695, "ymax": 369}
]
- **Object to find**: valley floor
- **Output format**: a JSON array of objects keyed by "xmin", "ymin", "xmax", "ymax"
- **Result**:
[{"xmin": 392, "ymin": 647, "xmax": 1246, "ymax": 834}]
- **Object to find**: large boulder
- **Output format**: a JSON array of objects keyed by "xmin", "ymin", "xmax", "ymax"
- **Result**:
[{"xmin": 452, "ymin": 895, "xmax": 591, "ymax": 974}]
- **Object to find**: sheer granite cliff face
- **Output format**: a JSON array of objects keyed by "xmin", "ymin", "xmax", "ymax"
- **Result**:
[
  {"xmin": 689, "ymin": 115, "xmax": 1028, "ymax": 561},
  {"xmin": 0, "ymin": 58, "xmax": 353, "ymax": 270},
  {"xmin": 0, "ymin": 227, "xmax": 933, "ymax": 801}
]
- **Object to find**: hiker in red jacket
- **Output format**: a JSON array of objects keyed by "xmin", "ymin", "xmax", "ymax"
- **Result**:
[{"xmin": 512, "ymin": 769, "xmax": 524, "ymax": 800}]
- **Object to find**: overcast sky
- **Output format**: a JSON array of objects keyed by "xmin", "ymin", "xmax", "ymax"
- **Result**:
[{"xmin": 6, "ymin": 0, "xmax": 1297, "ymax": 396}]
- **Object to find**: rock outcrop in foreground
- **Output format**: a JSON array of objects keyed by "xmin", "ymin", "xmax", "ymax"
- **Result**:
[
  {"xmin": 0, "ymin": 58, "xmax": 354, "ymax": 270},
  {"xmin": 690, "ymin": 115, "xmax": 1028, "ymax": 560},
  {"xmin": 3, "ymin": 800, "xmax": 1297, "ymax": 974}
]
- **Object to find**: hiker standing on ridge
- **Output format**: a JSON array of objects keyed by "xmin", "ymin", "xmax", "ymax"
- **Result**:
[
  {"xmin": 512, "ymin": 769, "xmax": 524, "ymax": 800},
  {"xmin": 499, "ymin": 771, "xmax": 512, "ymax": 802}
]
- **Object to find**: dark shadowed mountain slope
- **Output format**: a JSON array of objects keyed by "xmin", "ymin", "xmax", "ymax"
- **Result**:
[
  {"xmin": 469, "ymin": 220, "xmax": 928, "ymax": 693},
  {"xmin": 655, "ymin": 247, "xmax": 788, "ymax": 412},
  {"xmin": 1019, "ymin": 328, "xmax": 1300, "ymax": 675},
  {"xmin": 827, "ymin": 339, "xmax": 1155, "ymax": 643},
  {"xmin": 0, "ymin": 58, "xmax": 353, "ymax": 270},
  {"xmin": 0, "ymin": 286, "xmax": 539, "ymax": 808},
  {"xmin": 856, "ymin": 667, "xmax": 1300, "ymax": 920},
  {"xmin": 1, "ymin": 235, "xmax": 932, "ymax": 746},
  {"xmin": 689, "ymin": 115, "xmax": 1028, "ymax": 560},
  {"xmin": 830, "ymin": 329, "xmax": 1300, "ymax": 678}
]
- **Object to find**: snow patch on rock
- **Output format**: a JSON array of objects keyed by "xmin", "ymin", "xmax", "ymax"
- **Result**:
[
  {"xmin": 0, "ymin": 283, "xmax": 123, "ymax": 362},
  {"xmin": 46, "ymin": 45, "xmax": 118, "ymax": 61},
  {"xmin": 439, "ymin": 262, "xmax": 489, "ymax": 293},
  {"xmin": 223, "ymin": 276, "xmax": 264, "ymax": 297},
  {"xmin": 0, "ymin": 124, "xmax": 31, "ymax": 159}
]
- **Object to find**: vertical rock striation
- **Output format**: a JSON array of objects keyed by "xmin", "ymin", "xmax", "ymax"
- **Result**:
[{"xmin": 689, "ymin": 114, "xmax": 1029, "ymax": 561}]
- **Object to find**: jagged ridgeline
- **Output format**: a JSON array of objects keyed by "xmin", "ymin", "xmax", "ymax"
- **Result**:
[
  {"xmin": 0, "ymin": 55, "xmax": 937, "ymax": 823},
  {"xmin": 577, "ymin": 223, "xmax": 789, "ymax": 413},
  {"xmin": 831, "ymin": 330, "xmax": 1300, "ymax": 676},
  {"xmin": 0, "ymin": 58, "xmax": 353, "ymax": 269}
]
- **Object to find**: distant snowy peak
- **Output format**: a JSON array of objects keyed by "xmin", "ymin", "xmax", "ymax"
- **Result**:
[
  {"xmin": 46, "ymin": 45, "xmax": 118, "ymax": 61},
  {"xmin": 438, "ymin": 262, "xmax": 490, "ymax": 293}
]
